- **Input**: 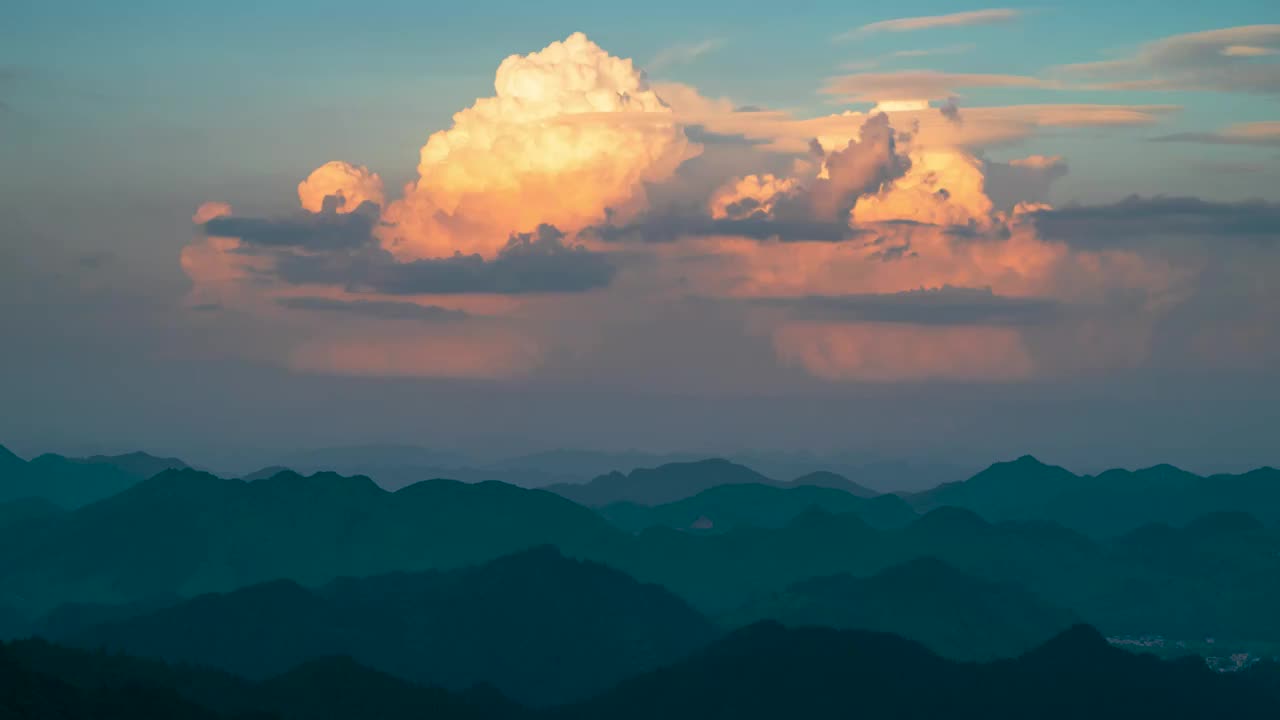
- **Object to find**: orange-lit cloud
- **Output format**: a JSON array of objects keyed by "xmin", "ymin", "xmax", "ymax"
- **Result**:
[
  {"xmin": 177, "ymin": 32, "xmax": 1259, "ymax": 386},
  {"xmin": 822, "ymin": 70, "xmax": 1047, "ymax": 103},
  {"xmin": 288, "ymin": 328, "xmax": 541, "ymax": 379},
  {"xmin": 851, "ymin": 148, "xmax": 993, "ymax": 227},
  {"xmin": 297, "ymin": 161, "xmax": 385, "ymax": 213},
  {"xmin": 709, "ymin": 174, "xmax": 800, "ymax": 219},
  {"xmin": 774, "ymin": 322, "xmax": 1033, "ymax": 381},
  {"xmin": 379, "ymin": 32, "xmax": 699, "ymax": 260}
]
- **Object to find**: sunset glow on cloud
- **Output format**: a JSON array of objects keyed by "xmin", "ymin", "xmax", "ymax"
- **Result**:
[{"xmin": 175, "ymin": 28, "xmax": 1280, "ymax": 383}]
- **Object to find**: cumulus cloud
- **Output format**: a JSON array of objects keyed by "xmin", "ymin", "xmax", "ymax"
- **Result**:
[
  {"xmin": 984, "ymin": 155, "xmax": 1069, "ymax": 211},
  {"xmin": 275, "ymin": 224, "xmax": 617, "ymax": 295},
  {"xmin": 297, "ymin": 161, "xmax": 385, "ymax": 213},
  {"xmin": 202, "ymin": 201, "xmax": 380, "ymax": 251},
  {"xmin": 851, "ymin": 147, "xmax": 993, "ymax": 227},
  {"xmin": 173, "ymin": 32, "xmax": 1278, "ymax": 387},
  {"xmin": 379, "ymin": 32, "xmax": 699, "ymax": 260},
  {"xmin": 709, "ymin": 174, "xmax": 800, "ymax": 219}
]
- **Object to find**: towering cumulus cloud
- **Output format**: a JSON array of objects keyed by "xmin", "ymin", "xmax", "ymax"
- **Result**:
[
  {"xmin": 297, "ymin": 161, "xmax": 385, "ymax": 213},
  {"xmin": 380, "ymin": 32, "xmax": 698, "ymax": 260},
  {"xmin": 179, "ymin": 30, "xmax": 1275, "ymax": 384}
]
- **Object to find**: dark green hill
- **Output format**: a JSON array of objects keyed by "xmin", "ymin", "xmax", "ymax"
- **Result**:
[
  {"xmin": 11, "ymin": 624, "xmax": 1280, "ymax": 720},
  {"xmin": 910, "ymin": 455, "xmax": 1280, "ymax": 536},
  {"xmin": 726, "ymin": 556, "xmax": 1078, "ymax": 660},
  {"xmin": 0, "ymin": 448, "xmax": 157, "ymax": 509},
  {"xmin": 556, "ymin": 622, "xmax": 1279, "ymax": 720},
  {"xmin": 4, "ymin": 637, "xmax": 509, "ymax": 720},
  {"xmin": 0, "ymin": 469, "xmax": 626, "ymax": 615},
  {"xmin": 598, "ymin": 483, "xmax": 914, "ymax": 533},
  {"xmin": 547, "ymin": 459, "xmax": 774, "ymax": 506},
  {"xmin": 58, "ymin": 547, "xmax": 718, "ymax": 707},
  {"xmin": 80, "ymin": 451, "xmax": 190, "ymax": 478}
]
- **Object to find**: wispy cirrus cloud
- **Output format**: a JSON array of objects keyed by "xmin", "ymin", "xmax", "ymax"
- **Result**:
[
  {"xmin": 275, "ymin": 297, "xmax": 468, "ymax": 322},
  {"xmin": 1057, "ymin": 24, "xmax": 1280, "ymax": 94},
  {"xmin": 1151, "ymin": 121, "xmax": 1280, "ymax": 146},
  {"xmin": 838, "ymin": 8, "xmax": 1019, "ymax": 40},
  {"xmin": 822, "ymin": 70, "xmax": 1048, "ymax": 102},
  {"xmin": 841, "ymin": 44, "xmax": 977, "ymax": 72},
  {"xmin": 648, "ymin": 39, "xmax": 725, "ymax": 71}
]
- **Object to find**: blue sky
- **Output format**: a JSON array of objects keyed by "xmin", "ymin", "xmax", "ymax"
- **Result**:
[{"xmin": 4, "ymin": 0, "xmax": 1276, "ymax": 200}]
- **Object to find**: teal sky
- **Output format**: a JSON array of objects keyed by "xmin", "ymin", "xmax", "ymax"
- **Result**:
[{"xmin": 3, "ymin": 0, "xmax": 1277, "ymax": 201}]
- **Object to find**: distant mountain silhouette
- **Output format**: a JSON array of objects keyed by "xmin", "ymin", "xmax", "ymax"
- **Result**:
[
  {"xmin": 547, "ymin": 458, "xmax": 878, "ymax": 507},
  {"xmin": 0, "ymin": 468, "xmax": 625, "ymax": 615},
  {"xmin": 10, "ymin": 624, "xmax": 1280, "ymax": 720},
  {"xmin": 8, "ymin": 460, "xmax": 1280, "ymax": 658},
  {"xmin": 788, "ymin": 470, "xmax": 879, "ymax": 497},
  {"xmin": 599, "ymin": 483, "xmax": 914, "ymax": 533},
  {"xmin": 0, "ymin": 495, "xmax": 65, "ymax": 531},
  {"xmin": 80, "ymin": 451, "xmax": 190, "ymax": 478},
  {"xmin": 0, "ymin": 648, "xmax": 222, "ymax": 719},
  {"xmin": 56, "ymin": 547, "xmax": 717, "ymax": 706},
  {"xmin": 558, "ymin": 622, "xmax": 1280, "ymax": 719},
  {"xmin": 5, "ymin": 637, "xmax": 508, "ymax": 720},
  {"xmin": 548, "ymin": 459, "xmax": 773, "ymax": 506},
  {"xmin": 910, "ymin": 455, "xmax": 1280, "ymax": 536},
  {"xmin": 0, "ymin": 445, "xmax": 188, "ymax": 509},
  {"xmin": 726, "ymin": 556, "xmax": 1078, "ymax": 660}
]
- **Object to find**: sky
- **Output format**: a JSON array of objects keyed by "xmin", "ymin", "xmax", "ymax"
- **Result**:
[{"xmin": 1, "ymin": 1, "xmax": 1278, "ymax": 472}]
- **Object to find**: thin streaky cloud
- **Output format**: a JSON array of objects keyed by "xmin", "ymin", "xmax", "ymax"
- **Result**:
[
  {"xmin": 1054, "ymin": 25, "xmax": 1280, "ymax": 94},
  {"xmin": 822, "ymin": 70, "xmax": 1048, "ymax": 102},
  {"xmin": 1151, "ymin": 121, "xmax": 1280, "ymax": 146},
  {"xmin": 842, "ymin": 44, "xmax": 976, "ymax": 71},
  {"xmin": 837, "ymin": 8, "xmax": 1019, "ymax": 41},
  {"xmin": 648, "ymin": 39, "xmax": 726, "ymax": 71}
]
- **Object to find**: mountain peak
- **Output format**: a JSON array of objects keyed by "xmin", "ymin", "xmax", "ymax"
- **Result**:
[
  {"xmin": 1028, "ymin": 624, "xmax": 1110, "ymax": 657},
  {"xmin": 0, "ymin": 443, "xmax": 23, "ymax": 467}
]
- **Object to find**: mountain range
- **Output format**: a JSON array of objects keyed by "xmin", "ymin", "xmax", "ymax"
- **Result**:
[
  {"xmin": 597, "ymin": 482, "xmax": 916, "ymax": 533},
  {"xmin": 51, "ymin": 547, "xmax": 717, "ymax": 707},
  {"xmin": 0, "ymin": 444, "xmax": 188, "ymax": 509},
  {"xmin": 724, "ymin": 556, "xmax": 1079, "ymax": 661},
  {"xmin": 7, "ymin": 623, "xmax": 1280, "ymax": 720},
  {"xmin": 910, "ymin": 454, "xmax": 1280, "ymax": 536},
  {"xmin": 546, "ymin": 458, "xmax": 878, "ymax": 507}
]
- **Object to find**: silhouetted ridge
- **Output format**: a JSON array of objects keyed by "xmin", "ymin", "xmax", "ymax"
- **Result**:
[
  {"xmin": 910, "ymin": 456, "xmax": 1280, "ymax": 536},
  {"xmin": 1023, "ymin": 623, "xmax": 1111, "ymax": 658},
  {"xmin": 912, "ymin": 506, "xmax": 991, "ymax": 534},
  {"xmin": 1, "ymin": 466, "xmax": 625, "ymax": 615},
  {"xmin": 1184, "ymin": 510, "xmax": 1265, "ymax": 535},
  {"xmin": 0, "ymin": 444, "xmax": 22, "ymax": 469},
  {"xmin": 598, "ymin": 482, "xmax": 914, "ymax": 534},
  {"xmin": 58, "ymin": 547, "xmax": 718, "ymax": 706},
  {"xmin": 547, "ymin": 459, "xmax": 773, "ymax": 506},
  {"xmin": 80, "ymin": 451, "xmax": 189, "ymax": 479},
  {"xmin": 731, "ymin": 556, "xmax": 1078, "ymax": 660},
  {"xmin": 788, "ymin": 470, "xmax": 878, "ymax": 497}
]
